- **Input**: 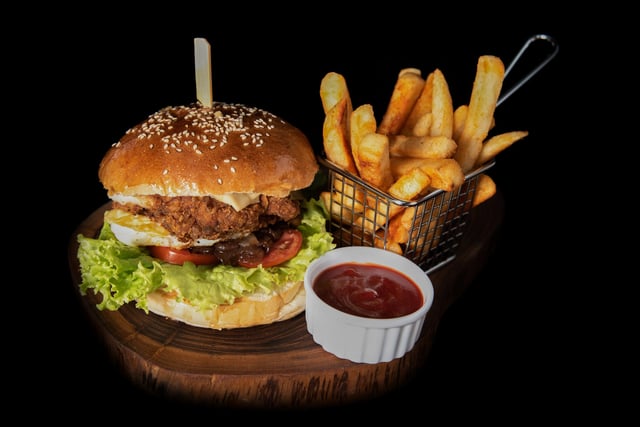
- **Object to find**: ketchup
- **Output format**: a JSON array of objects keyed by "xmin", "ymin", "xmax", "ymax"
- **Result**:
[{"xmin": 313, "ymin": 263, "xmax": 423, "ymax": 318}]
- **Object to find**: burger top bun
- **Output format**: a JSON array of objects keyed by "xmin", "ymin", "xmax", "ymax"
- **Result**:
[{"xmin": 99, "ymin": 102, "xmax": 318, "ymax": 198}]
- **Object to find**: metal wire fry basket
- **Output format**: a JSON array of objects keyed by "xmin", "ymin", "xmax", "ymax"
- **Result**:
[
  {"xmin": 318, "ymin": 34, "xmax": 559, "ymax": 273},
  {"xmin": 319, "ymin": 157, "xmax": 495, "ymax": 273}
]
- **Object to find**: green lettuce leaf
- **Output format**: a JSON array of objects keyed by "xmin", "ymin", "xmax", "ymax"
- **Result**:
[{"xmin": 76, "ymin": 198, "xmax": 335, "ymax": 312}]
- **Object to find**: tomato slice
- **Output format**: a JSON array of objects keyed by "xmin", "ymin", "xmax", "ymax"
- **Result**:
[
  {"xmin": 149, "ymin": 246, "xmax": 220, "ymax": 266},
  {"xmin": 238, "ymin": 229, "xmax": 303, "ymax": 268}
]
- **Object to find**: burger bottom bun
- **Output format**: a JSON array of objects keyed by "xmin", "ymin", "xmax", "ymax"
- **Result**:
[{"xmin": 145, "ymin": 280, "xmax": 305, "ymax": 330}]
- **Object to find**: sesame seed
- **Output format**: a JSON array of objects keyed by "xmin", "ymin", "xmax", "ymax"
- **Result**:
[{"xmin": 114, "ymin": 102, "xmax": 288, "ymax": 170}]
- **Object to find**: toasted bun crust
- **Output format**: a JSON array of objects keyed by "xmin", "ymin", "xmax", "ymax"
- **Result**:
[
  {"xmin": 145, "ymin": 280, "xmax": 305, "ymax": 330},
  {"xmin": 99, "ymin": 103, "xmax": 318, "ymax": 198}
]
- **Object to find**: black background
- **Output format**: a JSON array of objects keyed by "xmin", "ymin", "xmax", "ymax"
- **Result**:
[{"xmin": 29, "ymin": 6, "xmax": 599, "ymax": 423}]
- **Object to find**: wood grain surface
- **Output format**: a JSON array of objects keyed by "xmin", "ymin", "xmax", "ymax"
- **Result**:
[{"xmin": 67, "ymin": 192, "xmax": 503, "ymax": 409}]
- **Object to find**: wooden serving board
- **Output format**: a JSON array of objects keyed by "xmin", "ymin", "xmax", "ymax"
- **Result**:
[{"xmin": 67, "ymin": 193, "xmax": 503, "ymax": 409}]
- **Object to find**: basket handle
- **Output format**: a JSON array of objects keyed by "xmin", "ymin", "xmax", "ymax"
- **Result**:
[{"xmin": 497, "ymin": 33, "xmax": 559, "ymax": 107}]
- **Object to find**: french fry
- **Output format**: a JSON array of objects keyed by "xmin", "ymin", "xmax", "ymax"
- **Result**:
[
  {"xmin": 475, "ymin": 130, "xmax": 528, "ymax": 167},
  {"xmin": 320, "ymin": 72, "xmax": 352, "ymax": 114},
  {"xmin": 472, "ymin": 173, "xmax": 496, "ymax": 207},
  {"xmin": 356, "ymin": 132, "xmax": 395, "ymax": 190},
  {"xmin": 388, "ymin": 206, "xmax": 414, "ymax": 244},
  {"xmin": 332, "ymin": 224, "xmax": 375, "ymax": 247},
  {"xmin": 374, "ymin": 229, "xmax": 403, "ymax": 254},
  {"xmin": 402, "ymin": 71, "xmax": 434, "ymax": 135},
  {"xmin": 452, "ymin": 104, "xmax": 468, "ymax": 142},
  {"xmin": 388, "ymin": 134, "xmax": 457, "ymax": 159},
  {"xmin": 429, "ymin": 68, "xmax": 454, "ymax": 138},
  {"xmin": 389, "ymin": 157, "xmax": 465, "ymax": 191},
  {"xmin": 377, "ymin": 68, "xmax": 425, "ymax": 135},
  {"xmin": 329, "ymin": 172, "xmax": 366, "ymax": 214},
  {"xmin": 387, "ymin": 166, "xmax": 431, "ymax": 200},
  {"xmin": 350, "ymin": 104, "xmax": 378, "ymax": 174},
  {"xmin": 387, "ymin": 198, "xmax": 441, "ymax": 253},
  {"xmin": 411, "ymin": 112, "xmax": 433, "ymax": 137},
  {"xmin": 320, "ymin": 190, "xmax": 363, "ymax": 224},
  {"xmin": 319, "ymin": 191, "xmax": 332, "ymax": 214},
  {"xmin": 322, "ymin": 97, "xmax": 357, "ymax": 174},
  {"xmin": 453, "ymin": 104, "xmax": 496, "ymax": 143},
  {"xmin": 454, "ymin": 55, "xmax": 505, "ymax": 173},
  {"xmin": 361, "ymin": 167, "xmax": 431, "ymax": 233},
  {"xmin": 321, "ymin": 72, "xmax": 357, "ymax": 191}
]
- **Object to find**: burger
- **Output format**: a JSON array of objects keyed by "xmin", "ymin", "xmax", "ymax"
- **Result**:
[{"xmin": 76, "ymin": 102, "xmax": 335, "ymax": 329}]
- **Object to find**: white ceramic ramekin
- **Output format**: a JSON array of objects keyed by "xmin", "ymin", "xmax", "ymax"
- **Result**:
[{"xmin": 304, "ymin": 246, "xmax": 434, "ymax": 364}]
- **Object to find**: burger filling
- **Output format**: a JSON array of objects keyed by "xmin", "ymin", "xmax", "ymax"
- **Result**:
[
  {"xmin": 76, "ymin": 198, "xmax": 336, "ymax": 312},
  {"xmin": 111, "ymin": 194, "xmax": 303, "ymax": 266}
]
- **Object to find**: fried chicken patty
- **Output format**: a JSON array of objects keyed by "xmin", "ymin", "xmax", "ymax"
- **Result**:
[{"xmin": 112, "ymin": 194, "xmax": 301, "ymax": 245}]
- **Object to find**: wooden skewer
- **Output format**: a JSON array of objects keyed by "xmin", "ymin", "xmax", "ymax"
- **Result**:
[{"xmin": 194, "ymin": 38, "xmax": 212, "ymax": 108}]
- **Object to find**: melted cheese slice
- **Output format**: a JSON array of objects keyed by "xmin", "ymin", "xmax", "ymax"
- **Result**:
[
  {"xmin": 211, "ymin": 192, "xmax": 260, "ymax": 211},
  {"xmin": 110, "ymin": 192, "xmax": 261, "ymax": 211}
]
